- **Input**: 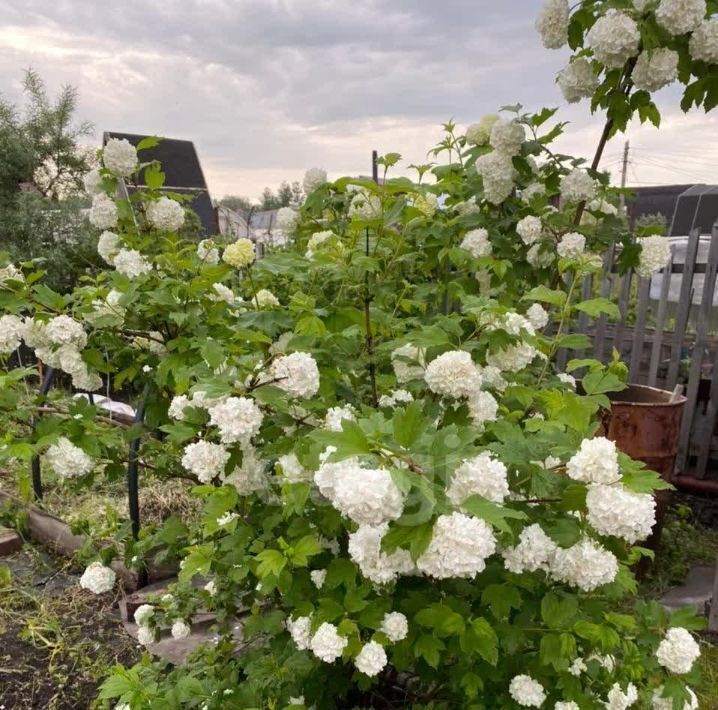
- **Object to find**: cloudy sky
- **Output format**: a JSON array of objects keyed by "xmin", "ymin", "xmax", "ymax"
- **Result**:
[{"xmin": 2, "ymin": 0, "xmax": 717, "ymax": 200}]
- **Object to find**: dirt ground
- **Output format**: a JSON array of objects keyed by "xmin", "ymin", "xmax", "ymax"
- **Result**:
[{"xmin": 0, "ymin": 543, "xmax": 139, "ymax": 709}]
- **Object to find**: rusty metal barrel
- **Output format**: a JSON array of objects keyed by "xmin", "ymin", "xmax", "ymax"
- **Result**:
[{"xmin": 600, "ymin": 384, "xmax": 687, "ymax": 555}]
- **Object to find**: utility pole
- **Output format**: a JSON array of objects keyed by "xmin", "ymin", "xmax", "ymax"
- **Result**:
[{"xmin": 619, "ymin": 140, "xmax": 629, "ymax": 214}]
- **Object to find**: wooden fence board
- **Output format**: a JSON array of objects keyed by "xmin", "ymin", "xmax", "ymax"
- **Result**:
[
  {"xmin": 593, "ymin": 243, "xmax": 615, "ymax": 362},
  {"xmin": 647, "ymin": 252, "xmax": 674, "ymax": 388},
  {"xmin": 612, "ymin": 269, "xmax": 633, "ymax": 360},
  {"xmin": 666, "ymin": 229, "xmax": 701, "ymax": 388},
  {"xmin": 628, "ymin": 277, "xmax": 651, "ymax": 381}
]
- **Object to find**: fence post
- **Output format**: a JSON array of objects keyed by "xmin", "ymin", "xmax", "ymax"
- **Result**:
[
  {"xmin": 127, "ymin": 392, "xmax": 148, "ymax": 542},
  {"xmin": 30, "ymin": 366, "xmax": 56, "ymax": 500}
]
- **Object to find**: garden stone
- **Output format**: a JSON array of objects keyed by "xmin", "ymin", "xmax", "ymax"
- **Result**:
[
  {"xmin": 660, "ymin": 563, "xmax": 715, "ymax": 616},
  {"xmin": 0, "ymin": 525, "xmax": 22, "ymax": 556}
]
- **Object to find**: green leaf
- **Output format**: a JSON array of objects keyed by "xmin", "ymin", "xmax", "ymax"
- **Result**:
[
  {"xmin": 255, "ymin": 549, "xmax": 287, "ymax": 578},
  {"xmin": 542, "ymin": 517, "xmax": 581, "ymax": 548},
  {"xmin": 459, "ymin": 617, "xmax": 499, "ymax": 665},
  {"xmin": 556, "ymin": 333, "xmax": 591, "ymax": 350},
  {"xmin": 392, "ymin": 401, "xmax": 425, "ymax": 448},
  {"xmin": 290, "ymin": 535, "xmax": 323, "ymax": 567},
  {"xmin": 574, "ymin": 298, "xmax": 620, "ymax": 320},
  {"xmin": 136, "ymin": 135, "xmax": 161, "ymax": 152},
  {"xmin": 621, "ymin": 467, "xmax": 673, "ymax": 493},
  {"xmin": 582, "ymin": 369, "xmax": 627, "ymax": 395},
  {"xmin": 144, "ymin": 162, "xmax": 165, "ymax": 190},
  {"xmin": 461, "ymin": 496, "xmax": 527, "ymax": 534},
  {"xmin": 200, "ymin": 339, "xmax": 225, "ymax": 369},
  {"xmin": 482, "ymin": 584, "xmax": 522, "ymax": 620},
  {"xmin": 415, "ymin": 634, "xmax": 444, "ymax": 668},
  {"xmin": 523, "ymin": 285, "xmax": 566, "ymax": 308},
  {"xmin": 541, "ymin": 592, "xmax": 579, "ymax": 629}
]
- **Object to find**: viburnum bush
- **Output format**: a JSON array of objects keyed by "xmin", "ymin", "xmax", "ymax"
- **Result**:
[{"xmin": 2, "ymin": 1, "xmax": 718, "ymax": 708}]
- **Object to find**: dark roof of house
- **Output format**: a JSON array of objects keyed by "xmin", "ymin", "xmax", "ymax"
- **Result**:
[
  {"xmin": 627, "ymin": 184, "xmax": 718, "ymax": 235},
  {"xmin": 103, "ymin": 132, "xmax": 217, "ymax": 236}
]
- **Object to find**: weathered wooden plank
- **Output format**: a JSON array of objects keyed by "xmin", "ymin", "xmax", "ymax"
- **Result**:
[
  {"xmin": 556, "ymin": 272, "xmax": 573, "ymax": 372},
  {"xmin": 666, "ymin": 229, "xmax": 701, "ymax": 388},
  {"xmin": 647, "ymin": 252, "xmax": 674, "ymax": 388},
  {"xmin": 612, "ymin": 269, "xmax": 634, "ymax": 360},
  {"xmin": 677, "ymin": 226, "xmax": 718, "ymax": 473},
  {"xmin": 628, "ymin": 277, "xmax": 651, "ymax": 382},
  {"xmin": 593, "ymin": 243, "xmax": 616, "ymax": 362}
]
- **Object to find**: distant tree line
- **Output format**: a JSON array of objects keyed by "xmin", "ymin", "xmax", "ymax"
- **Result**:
[{"xmin": 218, "ymin": 180, "xmax": 304, "ymax": 213}]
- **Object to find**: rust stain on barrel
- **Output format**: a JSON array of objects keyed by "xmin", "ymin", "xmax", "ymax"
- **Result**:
[{"xmin": 599, "ymin": 384, "xmax": 686, "ymax": 481}]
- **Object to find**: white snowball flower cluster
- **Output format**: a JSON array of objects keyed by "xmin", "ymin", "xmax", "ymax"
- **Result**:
[
  {"xmin": 146, "ymin": 196, "xmax": 185, "ymax": 232},
  {"xmin": 355, "ymin": 640, "xmax": 387, "ymax": 677},
  {"xmin": 425, "ymin": 351, "xmax": 482, "ymax": 398},
  {"xmin": 378, "ymin": 389, "xmax": 414, "ymax": 408},
  {"xmin": 103, "ymin": 138, "xmax": 137, "ymax": 177},
  {"xmin": 45, "ymin": 315, "xmax": 87, "ymax": 348},
  {"xmin": 558, "ymin": 372, "xmax": 576, "ymax": 388},
  {"xmin": 467, "ymin": 390, "xmax": 499, "ymax": 429},
  {"xmin": 535, "ymin": 0, "xmax": 569, "ymax": 49},
  {"xmin": 79, "ymin": 561, "xmax": 116, "ymax": 594},
  {"xmin": 391, "ymin": 343, "xmax": 425, "ymax": 383},
  {"xmin": 276, "ymin": 206, "xmax": 299, "ymax": 232},
  {"xmin": 690, "ymin": 18, "xmax": 718, "ymax": 63},
  {"xmin": 555, "ymin": 703, "xmax": 580, "ymax": 710},
  {"xmin": 486, "ymin": 342, "xmax": 538, "ymax": 373},
  {"xmin": 317, "ymin": 461, "xmax": 404, "ymax": 526},
  {"xmin": 652, "ymin": 687, "xmax": 698, "ymax": 710},
  {"xmin": 465, "ymin": 114, "xmax": 499, "ymax": 146},
  {"xmin": 324, "ymin": 404, "xmax": 356, "ymax": 432},
  {"xmin": 509, "ymin": 675, "xmax": 547, "ymax": 708},
  {"xmin": 460, "ymin": 228, "xmax": 492, "ymax": 257},
  {"xmin": 114, "ymin": 248, "xmax": 152, "ymax": 278},
  {"xmin": 567, "ymin": 437, "xmax": 621, "ymax": 484},
  {"xmin": 348, "ymin": 524, "xmax": 415, "ymax": 584},
  {"xmin": 255, "ymin": 289, "xmax": 280, "ymax": 308},
  {"xmin": 655, "ymin": 627, "xmax": 701, "ymax": 674},
  {"xmin": 207, "ymin": 396, "xmax": 263, "ymax": 444},
  {"xmin": 310, "ymin": 622, "xmax": 348, "ymax": 663},
  {"xmin": 551, "ymin": 537, "xmax": 619, "ymax": 591},
  {"xmin": 561, "ymin": 169, "xmax": 596, "ymax": 203},
  {"xmin": 557, "ymin": 232, "xmax": 586, "ymax": 259},
  {"xmin": 168, "ymin": 394, "xmax": 192, "ymax": 420},
  {"xmin": 605, "ymin": 683, "xmax": 638, "ymax": 710},
  {"xmin": 586, "ymin": 484, "xmax": 656, "ymax": 543},
  {"xmin": 303, "ymin": 167, "xmax": 327, "ymax": 194},
  {"xmin": 277, "ymin": 452, "xmax": 313, "ymax": 483},
  {"xmin": 558, "ymin": 57, "xmax": 600, "ymax": 103},
  {"xmin": 268, "ymin": 352, "xmax": 320, "ymax": 398},
  {"xmin": 97, "ymin": 231, "xmax": 122, "ymax": 265},
  {"xmin": 380, "ymin": 612, "xmax": 408, "ymax": 642},
  {"xmin": 636, "ymin": 235, "xmax": 671, "ymax": 277},
  {"xmin": 417, "ymin": 512, "xmax": 497, "ymax": 579},
  {"xmin": 223, "ymin": 445, "xmax": 268, "ymax": 495},
  {"xmin": 447, "ymin": 452, "xmax": 509, "ymax": 505},
  {"xmin": 44, "ymin": 437, "xmax": 94, "ymax": 479},
  {"xmin": 197, "ymin": 239, "xmax": 220, "ymax": 265},
  {"xmin": 489, "ymin": 119, "xmax": 525, "ymax": 156},
  {"xmin": 0, "ymin": 315, "xmax": 23, "ymax": 354},
  {"xmin": 586, "ymin": 11, "xmax": 641, "ymax": 68},
  {"xmin": 503, "ymin": 523, "xmax": 559, "ymax": 574},
  {"xmin": 83, "ymin": 167, "xmax": 103, "ymax": 195},
  {"xmin": 656, "ymin": 0, "xmax": 706, "ymax": 35},
  {"xmin": 526, "ymin": 303, "xmax": 549, "ymax": 330},
  {"xmin": 476, "ymin": 151, "xmax": 515, "ymax": 204},
  {"xmin": 181, "ymin": 441, "xmax": 230, "ymax": 482},
  {"xmin": 134, "ymin": 604, "xmax": 155, "ymax": 627},
  {"xmin": 633, "ymin": 49, "xmax": 679, "ymax": 92},
  {"xmin": 137, "ymin": 626, "xmax": 155, "ymax": 646},
  {"xmin": 414, "ymin": 192, "xmax": 438, "ymax": 217},
  {"xmin": 527, "ymin": 243, "xmax": 554, "ymax": 268},
  {"xmin": 89, "ymin": 193, "xmax": 118, "ymax": 229},
  {"xmin": 306, "ymin": 230, "xmax": 335, "ymax": 258},
  {"xmin": 310, "ymin": 569, "xmax": 326, "ymax": 589},
  {"xmin": 211, "ymin": 283, "xmax": 237, "ymax": 304},
  {"xmin": 348, "ymin": 190, "xmax": 382, "ymax": 220},
  {"xmin": 223, "ymin": 238, "xmax": 255, "ymax": 268},
  {"xmin": 516, "ymin": 216, "xmax": 542, "ymax": 245},
  {"xmin": 171, "ymin": 620, "xmax": 191, "ymax": 640},
  {"xmin": 287, "ymin": 615, "xmax": 312, "ymax": 650}
]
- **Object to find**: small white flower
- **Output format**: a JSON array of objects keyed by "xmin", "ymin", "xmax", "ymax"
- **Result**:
[
  {"xmin": 550, "ymin": 538, "xmax": 618, "ymax": 591},
  {"xmin": 79, "ymin": 561, "xmax": 116, "ymax": 594},
  {"xmin": 310, "ymin": 569, "xmax": 327, "ymax": 589},
  {"xmin": 690, "ymin": 18, "xmax": 718, "ymax": 64},
  {"xmin": 83, "ymin": 167, "xmax": 104, "ymax": 195},
  {"xmin": 137, "ymin": 625, "xmax": 155, "ymax": 646},
  {"xmin": 354, "ymin": 640, "xmax": 387, "ymax": 677},
  {"xmin": 217, "ymin": 511, "xmax": 239, "ymax": 527},
  {"xmin": 114, "ymin": 249, "xmax": 152, "ymax": 278},
  {"xmin": 103, "ymin": 138, "xmax": 137, "ymax": 177},
  {"xmin": 45, "ymin": 437, "xmax": 94, "ymax": 479},
  {"xmin": 171, "ymin": 620, "xmax": 191, "ymax": 640},
  {"xmin": 197, "ymin": 239, "xmax": 220, "ymax": 265},
  {"xmin": 605, "ymin": 682, "xmax": 638, "ymax": 710},
  {"xmin": 0, "ymin": 315, "xmax": 23, "ymax": 354},
  {"xmin": 204, "ymin": 580, "xmax": 217, "ymax": 596},
  {"xmin": 425, "ymin": 351, "xmax": 482, "ymax": 398},
  {"xmin": 465, "ymin": 114, "xmax": 499, "ymax": 146},
  {"xmin": 636, "ymin": 235, "xmax": 671, "ymax": 277},
  {"xmin": 97, "ymin": 231, "xmax": 122, "ymax": 265},
  {"xmin": 255, "ymin": 289, "xmax": 280, "ymax": 308},
  {"xmin": 287, "ymin": 615, "xmax": 312, "ymax": 650},
  {"xmin": 557, "ymin": 232, "xmax": 586, "ymax": 259},
  {"xmin": 656, "ymin": 627, "xmax": 701, "ymax": 674},
  {"xmin": 489, "ymin": 119, "xmax": 525, "ymax": 157},
  {"xmin": 633, "ymin": 48, "xmax": 679, "ymax": 92},
  {"xmin": 516, "ymin": 216, "xmax": 542, "ymax": 245},
  {"xmin": 460, "ymin": 228, "xmax": 492, "ymax": 258},
  {"xmin": 476, "ymin": 151, "xmax": 515, "ymax": 204},
  {"xmin": 134, "ymin": 604, "xmax": 154, "ymax": 627},
  {"xmin": 656, "ymin": 0, "xmax": 705, "ymax": 35},
  {"xmin": 380, "ymin": 612, "xmax": 408, "ymax": 642},
  {"xmin": 146, "ymin": 196, "xmax": 185, "ymax": 232},
  {"xmin": 324, "ymin": 404, "xmax": 356, "ymax": 432},
  {"xmin": 181, "ymin": 441, "xmax": 230, "ymax": 483},
  {"xmin": 509, "ymin": 674, "xmax": 546, "ymax": 707},
  {"xmin": 535, "ymin": 0, "xmax": 569, "ymax": 49},
  {"xmin": 652, "ymin": 686, "xmax": 698, "ymax": 710},
  {"xmin": 557, "ymin": 57, "xmax": 599, "ymax": 103},
  {"xmin": 447, "ymin": 452, "xmax": 509, "ymax": 505},
  {"xmin": 310, "ymin": 622, "xmax": 348, "ymax": 663},
  {"xmin": 269, "ymin": 352, "xmax": 320, "ymax": 399},
  {"xmin": 561, "ymin": 170, "xmax": 596, "ymax": 203},
  {"xmin": 586, "ymin": 11, "xmax": 641, "ymax": 68},
  {"xmin": 526, "ymin": 303, "xmax": 549, "ymax": 330},
  {"xmin": 277, "ymin": 452, "xmax": 313, "ymax": 483},
  {"xmin": 276, "ymin": 206, "xmax": 299, "ymax": 232},
  {"xmin": 207, "ymin": 397, "xmax": 263, "ymax": 445},
  {"xmin": 586, "ymin": 483, "xmax": 656, "ymax": 543},
  {"xmin": 89, "ymin": 193, "xmax": 118, "ymax": 230},
  {"xmin": 567, "ymin": 437, "xmax": 620, "ymax": 484}
]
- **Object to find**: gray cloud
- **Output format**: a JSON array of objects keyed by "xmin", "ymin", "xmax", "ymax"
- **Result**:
[{"xmin": 0, "ymin": 1, "xmax": 714, "ymax": 198}]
